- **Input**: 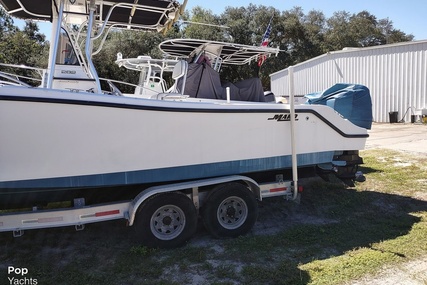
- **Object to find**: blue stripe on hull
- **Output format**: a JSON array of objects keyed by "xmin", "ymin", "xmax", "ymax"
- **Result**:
[{"xmin": 0, "ymin": 151, "xmax": 334, "ymax": 189}]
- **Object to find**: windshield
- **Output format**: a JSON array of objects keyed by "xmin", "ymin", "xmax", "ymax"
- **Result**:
[{"xmin": 55, "ymin": 29, "xmax": 79, "ymax": 66}]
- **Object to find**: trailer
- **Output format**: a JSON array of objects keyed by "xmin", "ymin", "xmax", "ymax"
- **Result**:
[{"xmin": 0, "ymin": 175, "xmax": 301, "ymax": 248}]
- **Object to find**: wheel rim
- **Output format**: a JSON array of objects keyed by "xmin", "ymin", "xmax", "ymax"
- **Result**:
[
  {"xmin": 150, "ymin": 205, "xmax": 186, "ymax": 240},
  {"xmin": 217, "ymin": 196, "xmax": 248, "ymax": 230}
]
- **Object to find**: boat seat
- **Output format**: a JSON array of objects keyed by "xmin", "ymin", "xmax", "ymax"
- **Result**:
[{"xmin": 170, "ymin": 60, "xmax": 188, "ymax": 95}]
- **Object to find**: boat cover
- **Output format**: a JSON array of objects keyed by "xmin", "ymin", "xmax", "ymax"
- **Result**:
[
  {"xmin": 305, "ymin": 83, "xmax": 373, "ymax": 129},
  {"xmin": 182, "ymin": 62, "xmax": 265, "ymax": 102}
]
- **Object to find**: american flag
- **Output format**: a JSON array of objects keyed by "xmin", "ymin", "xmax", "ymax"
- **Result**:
[{"xmin": 258, "ymin": 16, "xmax": 273, "ymax": 67}]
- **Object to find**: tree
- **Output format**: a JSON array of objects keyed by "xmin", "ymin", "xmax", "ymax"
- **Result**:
[
  {"xmin": 0, "ymin": 19, "xmax": 48, "ymax": 85},
  {"xmin": 0, "ymin": 8, "xmax": 16, "ymax": 63},
  {"xmin": 348, "ymin": 11, "xmax": 384, "ymax": 47},
  {"xmin": 278, "ymin": 7, "xmax": 324, "ymax": 64},
  {"xmin": 386, "ymin": 29, "xmax": 414, "ymax": 44},
  {"xmin": 323, "ymin": 11, "xmax": 356, "ymax": 50},
  {"xmin": 180, "ymin": 7, "xmax": 224, "ymax": 41},
  {"xmin": 218, "ymin": 5, "xmax": 282, "ymax": 89},
  {"xmin": 303, "ymin": 9, "xmax": 326, "ymax": 54},
  {"xmin": 222, "ymin": 5, "xmax": 256, "ymax": 45},
  {"xmin": 323, "ymin": 10, "xmax": 413, "ymax": 50},
  {"xmin": 0, "ymin": 7, "xmax": 15, "ymax": 36},
  {"xmin": 377, "ymin": 18, "xmax": 414, "ymax": 44}
]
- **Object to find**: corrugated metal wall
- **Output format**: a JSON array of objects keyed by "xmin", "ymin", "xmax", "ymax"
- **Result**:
[{"xmin": 270, "ymin": 40, "xmax": 427, "ymax": 123}]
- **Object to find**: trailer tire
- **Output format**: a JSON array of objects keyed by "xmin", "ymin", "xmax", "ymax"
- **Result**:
[
  {"xmin": 133, "ymin": 192, "xmax": 197, "ymax": 248},
  {"xmin": 202, "ymin": 182, "xmax": 258, "ymax": 239}
]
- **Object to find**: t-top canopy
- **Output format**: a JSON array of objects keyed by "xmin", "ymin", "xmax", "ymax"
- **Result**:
[
  {"xmin": 159, "ymin": 39, "xmax": 280, "ymax": 66},
  {"xmin": 0, "ymin": 0, "xmax": 184, "ymax": 30}
]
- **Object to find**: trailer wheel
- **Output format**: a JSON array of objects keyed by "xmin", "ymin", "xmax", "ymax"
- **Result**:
[
  {"xmin": 133, "ymin": 193, "xmax": 197, "ymax": 248},
  {"xmin": 202, "ymin": 182, "xmax": 258, "ymax": 238}
]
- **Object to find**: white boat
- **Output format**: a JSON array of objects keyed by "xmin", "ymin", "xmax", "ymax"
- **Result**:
[{"xmin": 0, "ymin": 0, "xmax": 371, "ymax": 209}]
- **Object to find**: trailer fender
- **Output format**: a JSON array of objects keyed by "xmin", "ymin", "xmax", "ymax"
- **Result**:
[{"xmin": 127, "ymin": 175, "xmax": 260, "ymax": 226}]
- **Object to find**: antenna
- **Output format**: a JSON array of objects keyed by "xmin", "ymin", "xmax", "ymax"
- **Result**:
[{"xmin": 179, "ymin": 20, "xmax": 230, "ymax": 29}]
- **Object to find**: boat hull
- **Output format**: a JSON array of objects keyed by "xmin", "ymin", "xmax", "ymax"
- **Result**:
[{"xmin": 0, "ymin": 87, "xmax": 368, "ymax": 206}]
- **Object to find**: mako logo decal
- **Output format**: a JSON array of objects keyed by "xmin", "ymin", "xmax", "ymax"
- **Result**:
[
  {"xmin": 61, "ymin": 70, "xmax": 76, "ymax": 74},
  {"xmin": 268, "ymin": 114, "xmax": 298, "ymax": 121}
]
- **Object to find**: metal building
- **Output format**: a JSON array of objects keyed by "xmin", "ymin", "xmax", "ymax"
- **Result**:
[{"xmin": 270, "ymin": 40, "xmax": 427, "ymax": 123}]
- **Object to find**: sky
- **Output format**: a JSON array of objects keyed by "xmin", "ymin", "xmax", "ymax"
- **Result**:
[{"xmin": 13, "ymin": 0, "xmax": 427, "ymax": 41}]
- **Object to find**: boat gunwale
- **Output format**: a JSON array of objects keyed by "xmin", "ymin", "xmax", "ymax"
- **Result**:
[{"xmin": 0, "ymin": 93, "xmax": 369, "ymax": 139}]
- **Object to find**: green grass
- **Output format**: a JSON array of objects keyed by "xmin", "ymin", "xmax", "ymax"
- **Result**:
[{"xmin": 1, "ymin": 149, "xmax": 426, "ymax": 284}]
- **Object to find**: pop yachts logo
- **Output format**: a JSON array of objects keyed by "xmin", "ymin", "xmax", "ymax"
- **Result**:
[
  {"xmin": 7, "ymin": 266, "xmax": 38, "ymax": 285},
  {"xmin": 268, "ymin": 114, "xmax": 298, "ymax": 121}
]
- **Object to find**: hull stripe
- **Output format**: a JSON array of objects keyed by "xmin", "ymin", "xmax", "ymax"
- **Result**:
[{"xmin": 0, "ymin": 152, "xmax": 334, "ymax": 189}]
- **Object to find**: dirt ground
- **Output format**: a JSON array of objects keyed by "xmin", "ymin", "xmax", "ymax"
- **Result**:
[
  {"xmin": 365, "ymin": 122, "xmax": 427, "ymax": 156},
  {"xmin": 350, "ymin": 122, "xmax": 427, "ymax": 285},
  {"xmin": 350, "ymin": 257, "xmax": 427, "ymax": 285}
]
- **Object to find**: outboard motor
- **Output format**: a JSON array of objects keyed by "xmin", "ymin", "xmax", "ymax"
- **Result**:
[
  {"xmin": 308, "ymin": 84, "xmax": 372, "ymax": 186},
  {"xmin": 317, "ymin": 150, "xmax": 366, "ymax": 187},
  {"xmin": 305, "ymin": 83, "xmax": 373, "ymax": 129}
]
